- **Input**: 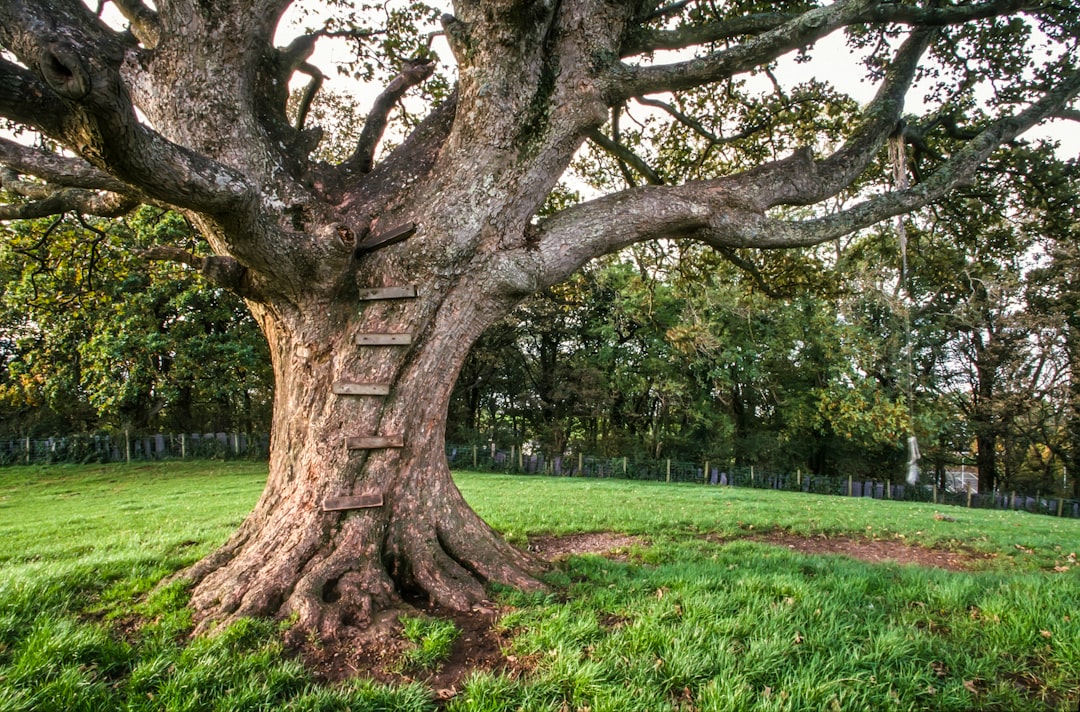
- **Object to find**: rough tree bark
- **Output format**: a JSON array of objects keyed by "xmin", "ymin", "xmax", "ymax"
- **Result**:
[{"xmin": 1, "ymin": 0, "xmax": 1078, "ymax": 637}]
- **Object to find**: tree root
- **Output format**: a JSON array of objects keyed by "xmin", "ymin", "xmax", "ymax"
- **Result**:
[{"xmin": 181, "ymin": 493, "xmax": 548, "ymax": 641}]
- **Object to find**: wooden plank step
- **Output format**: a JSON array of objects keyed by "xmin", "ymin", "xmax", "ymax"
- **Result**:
[
  {"xmin": 332, "ymin": 382, "xmax": 391, "ymax": 396},
  {"xmin": 357, "ymin": 285, "xmax": 418, "ymax": 301},
  {"xmin": 345, "ymin": 434, "xmax": 404, "ymax": 450},
  {"xmin": 357, "ymin": 222, "xmax": 417, "ymax": 253},
  {"xmin": 322, "ymin": 494, "xmax": 384, "ymax": 511},
  {"xmin": 355, "ymin": 333, "xmax": 412, "ymax": 346}
]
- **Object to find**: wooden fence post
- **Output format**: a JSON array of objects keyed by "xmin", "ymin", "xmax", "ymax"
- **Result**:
[
  {"xmin": 578, "ymin": 452, "xmax": 584, "ymax": 476},
  {"xmin": 125, "ymin": 430, "xmax": 131, "ymax": 464},
  {"xmin": 847, "ymin": 475, "xmax": 852, "ymax": 497},
  {"xmin": 704, "ymin": 460, "xmax": 709, "ymax": 484},
  {"xmin": 623, "ymin": 457, "xmax": 627, "ymax": 475},
  {"xmin": 181, "ymin": 433, "xmax": 186, "ymax": 459},
  {"xmin": 1010, "ymin": 491, "xmax": 1016, "ymax": 510},
  {"xmin": 966, "ymin": 485, "xmax": 973, "ymax": 508},
  {"xmin": 666, "ymin": 459, "xmax": 671, "ymax": 482},
  {"xmin": 472, "ymin": 445, "xmax": 477, "ymax": 468},
  {"xmin": 750, "ymin": 466, "xmax": 755, "ymax": 485},
  {"xmin": 1059, "ymin": 497, "xmax": 1065, "ymax": 517}
]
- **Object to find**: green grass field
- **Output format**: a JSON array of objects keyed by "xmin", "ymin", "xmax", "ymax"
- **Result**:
[{"xmin": 0, "ymin": 463, "xmax": 1077, "ymax": 711}]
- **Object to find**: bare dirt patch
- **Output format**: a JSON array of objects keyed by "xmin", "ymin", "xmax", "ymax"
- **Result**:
[
  {"xmin": 299, "ymin": 603, "xmax": 510, "ymax": 700},
  {"xmin": 750, "ymin": 532, "xmax": 993, "ymax": 571},
  {"xmin": 526, "ymin": 531, "xmax": 645, "ymax": 561}
]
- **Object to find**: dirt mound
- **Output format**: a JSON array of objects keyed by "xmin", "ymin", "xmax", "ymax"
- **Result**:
[
  {"xmin": 751, "ymin": 532, "xmax": 993, "ymax": 571},
  {"xmin": 527, "ymin": 531, "xmax": 645, "ymax": 561}
]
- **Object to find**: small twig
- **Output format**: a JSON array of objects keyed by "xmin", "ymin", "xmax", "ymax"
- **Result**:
[{"xmin": 585, "ymin": 128, "xmax": 664, "ymax": 186}]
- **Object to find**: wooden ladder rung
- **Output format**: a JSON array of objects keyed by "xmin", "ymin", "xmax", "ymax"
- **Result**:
[
  {"xmin": 355, "ymin": 333, "xmax": 412, "ymax": 346},
  {"xmin": 322, "ymin": 494, "xmax": 384, "ymax": 511},
  {"xmin": 345, "ymin": 435, "xmax": 404, "ymax": 450},
  {"xmin": 332, "ymin": 382, "xmax": 391, "ymax": 396},
  {"xmin": 356, "ymin": 222, "xmax": 417, "ymax": 253},
  {"xmin": 357, "ymin": 285, "xmax": 418, "ymax": 301}
]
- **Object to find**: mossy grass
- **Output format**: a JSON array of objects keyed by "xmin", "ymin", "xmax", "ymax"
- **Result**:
[
  {"xmin": 397, "ymin": 616, "xmax": 461, "ymax": 672},
  {"xmin": 0, "ymin": 463, "xmax": 1077, "ymax": 710}
]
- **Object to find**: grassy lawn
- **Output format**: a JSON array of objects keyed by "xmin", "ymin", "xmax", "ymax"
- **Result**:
[{"xmin": 0, "ymin": 463, "xmax": 1077, "ymax": 711}]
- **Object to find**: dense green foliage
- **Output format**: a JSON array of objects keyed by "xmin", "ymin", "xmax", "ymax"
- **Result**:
[
  {"xmin": 0, "ymin": 463, "xmax": 1077, "ymax": 710},
  {"xmin": 0, "ymin": 208, "xmax": 272, "ymax": 436}
]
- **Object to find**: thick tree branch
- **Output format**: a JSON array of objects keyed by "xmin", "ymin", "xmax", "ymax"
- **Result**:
[
  {"xmin": 0, "ymin": 184, "xmax": 140, "ymax": 219},
  {"xmin": 1, "ymin": 169, "xmax": 50, "ymax": 200},
  {"xmin": 648, "ymin": 29, "xmax": 931, "ymax": 215},
  {"xmin": 725, "ymin": 68, "xmax": 1080, "ymax": 248},
  {"xmin": 0, "ymin": 57, "xmax": 72, "ymax": 136},
  {"xmin": 0, "ymin": 138, "xmax": 132, "ymax": 193},
  {"xmin": 623, "ymin": 0, "xmax": 1033, "ymax": 56},
  {"xmin": 341, "ymin": 59, "xmax": 436, "ymax": 175},
  {"xmin": 623, "ymin": 13, "xmax": 793, "ymax": 55},
  {"xmin": 865, "ymin": 0, "xmax": 1033, "ymax": 26},
  {"xmin": 318, "ymin": 93, "xmax": 457, "ymax": 210},
  {"xmin": 758, "ymin": 29, "xmax": 934, "ymax": 208},
  {"xmin": 293, "ymin": 63, "xmax": 324, "ymax": 132},
  {"xmin": 142, "ymin": 245, "xmax": 263, "ymax": 299},
  {"xmin": 108, "ymin": 0, "xmax": 161, "ymax": 47},
  {"xmin": 611, "ymin": 0, "xmax": 879, "ymax": 99}
]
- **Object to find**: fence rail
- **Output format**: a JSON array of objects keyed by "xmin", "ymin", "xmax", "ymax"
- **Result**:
[
  {"xmin": 0, "ymin": 432, "xmax": 269, "ymax": 465},
  {"xmin": 3, "ymin": 434, "xmax": 1077, "ymax": 519},
  {"xmin": 446, "ymin": 444, "xmax": 1080, "ymax": 520}
]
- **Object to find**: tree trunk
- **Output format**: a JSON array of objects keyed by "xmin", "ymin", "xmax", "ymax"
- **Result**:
[
  {"xmin": 182, "ymin": 280, "xmax": 545, "ymax": 638},
  {"xmin": 973, "ymin": 356, "xmax": 998, "ymax": 494},
  {"xmin": 1067, "ymin": 325, "xmax": 1080, "ymax": 499}
]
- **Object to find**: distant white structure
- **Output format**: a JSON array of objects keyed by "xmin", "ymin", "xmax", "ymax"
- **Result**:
[{"xmin": 944, "ymin": 466, "xmax": 978, "ymax": 494}]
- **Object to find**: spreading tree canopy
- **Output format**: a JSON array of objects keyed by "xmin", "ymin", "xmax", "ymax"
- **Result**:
[{"xmin": 1, "ymin": 0, "xmax": 1077, "ymax": 637}]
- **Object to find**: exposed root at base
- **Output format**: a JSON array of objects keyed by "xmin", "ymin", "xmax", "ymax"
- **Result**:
[{"xmin": 182, "ymin": 519, "xmax": 548, "ymax": 643}]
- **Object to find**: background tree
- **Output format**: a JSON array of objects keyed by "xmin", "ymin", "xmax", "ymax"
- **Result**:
[
  {"xmin": 1025, "ymin": 157, "xmax": 1080, "ymax": 498},
  {"xmin": 1, "ymin": 0, "xmax": 1078, "ymax": 639},
  {"xmin": 0, "ymin": 207, "xmax": 272, "ymax": 436}
]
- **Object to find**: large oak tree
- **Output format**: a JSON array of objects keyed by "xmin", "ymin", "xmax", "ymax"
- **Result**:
[{"xmin": 1, "ymin": 0, "xmax": 1077, "ymax": 638}]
